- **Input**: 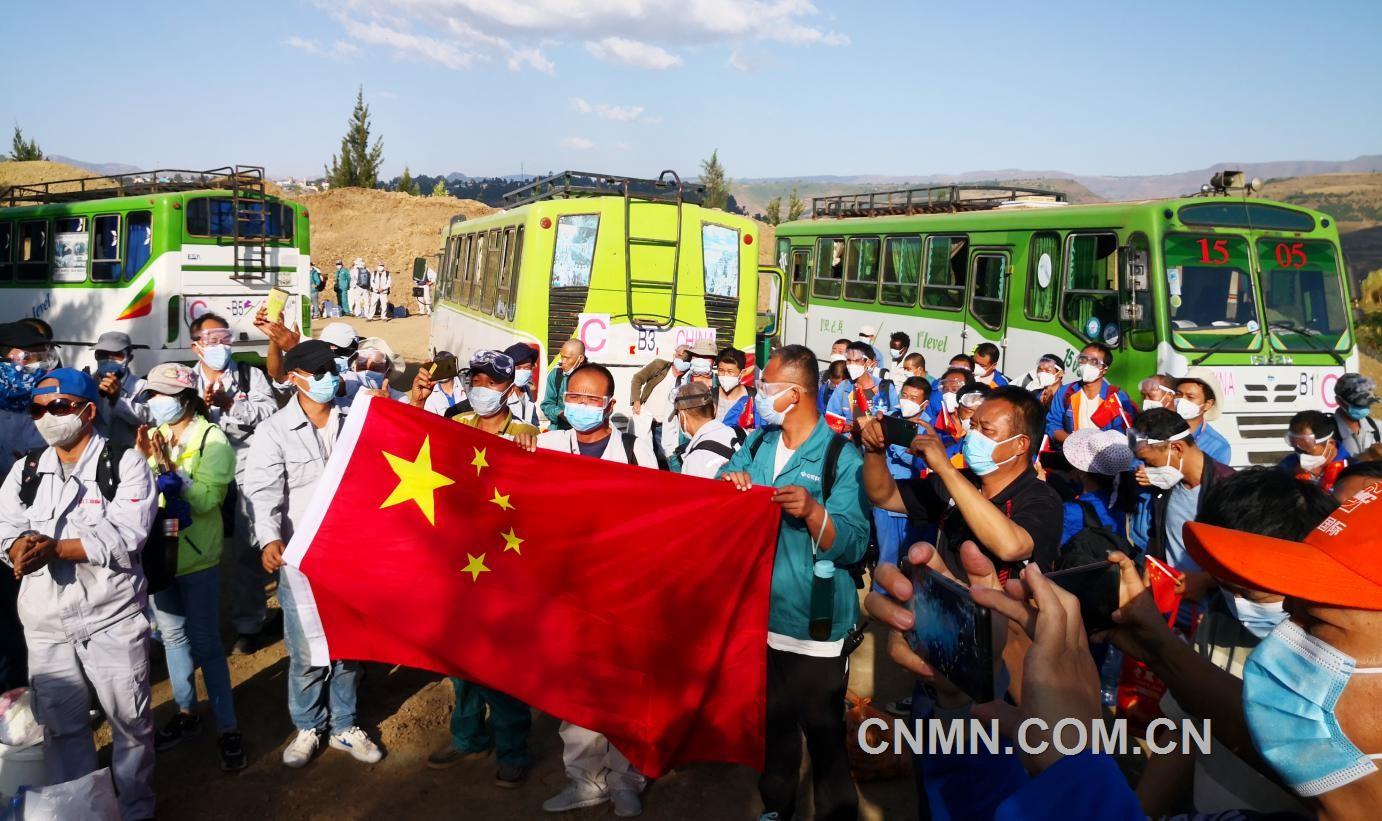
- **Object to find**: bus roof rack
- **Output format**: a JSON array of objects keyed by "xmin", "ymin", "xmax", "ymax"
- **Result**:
[
  {"xmin": 3, "ymin": 165, "xmax": 270, "ymax": 206},
  {"xmin": 811, "ymin": 184, "xmax": 1067, "ymax": 218},
  {"xmin": 502, "ymin": 170, "xmax": 705, "ymax": 208}
]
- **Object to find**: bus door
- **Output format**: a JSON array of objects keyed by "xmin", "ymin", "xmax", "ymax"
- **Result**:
[
  {"xmin": 781, "ymin": 246, "xmax": 812, "ymax": 346},
  {"xmin": 965, "ymin": 247, "xmax": 1012, "ymax": 369}
]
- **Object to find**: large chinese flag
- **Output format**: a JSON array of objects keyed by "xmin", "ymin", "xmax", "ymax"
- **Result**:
[{"xmin": 283, "ymin": 396, "xmax": 780, "ymax": 775}]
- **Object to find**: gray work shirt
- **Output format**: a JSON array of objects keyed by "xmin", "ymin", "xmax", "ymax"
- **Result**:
[
  {"xmin": 0, "ymin": 433, "xmax": 157, "ymax": 642},
  {"xmin": 195, "ymin": 363, "xmax": 278, "ymax": 451},
  {"xmin": 94, "ymin": 370, "xmax": 148, "ymax": 449},
  {"xmin": 243, "ymin": 396, "xmax": 344, "ymax": 549}
]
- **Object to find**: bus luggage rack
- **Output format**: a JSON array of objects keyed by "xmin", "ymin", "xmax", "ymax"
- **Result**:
[
  {"xmin": 502, "ymin": 170, "xmax": 705, "ymax": 208},
  {"xmin": 811, "ymin": 184, "xmax": 1067, "ymax": 218},
  {"xmin": 3, "ymin": 165, "xmax": 271, "ymax": 207}
]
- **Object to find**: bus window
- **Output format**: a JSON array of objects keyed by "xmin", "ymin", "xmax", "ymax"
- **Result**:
[
  {"xmin": 268, "ymin": 204, "xmax": 294, "ymax": 241},
  {"xmin": 500, "ymin": 226, "xmax": 524, "ymax": 320},
  {"xmin": 0, "ymin": 223, "xmax": 11, "ymax": 282},
  {"xmin": 1025, "ymin": 231, "xmax": 1059, "ymax": 321},
  {"xmin": 470, "ymin": 233, "xmax": 488, "ymax": 310},
  {"xmin": 775, "ymin": 237, "xmax": 790, "ymax": 272},
  {"xmin": 789, "ymin": 248, "xmax": 811, "ymax": 305},
  {"xmin": 880, "ymin": 236, "xmax": 921, "ymax": 307},
  {"xmin": 455, "ymin": 234, "xmax": 472, "ymax": 304},
  {"xmin": 1122, "ymin": 233, "xmax": 1155, "ymax": 351},
  {"xmin": 1257, "ymin": 238, "xmax": 1348, "ymax": 352},
  {"xmin": 922, "ymin": 235, "xmax": 966, "ymax": 311},
  {"xmin": 17, "ymin": 220, "xmax": 48, "ymax": 283},
  {"xmin": 92, "ymin": 214, "xmax": 121, "ymax": 282},
  {"xmin": 703, "ymin": 223, "xmax": 740, "ymax": 299},
  {"xmin": 187, "ymin": 197, "xmax": 292, "ymax": 240},
  {"xmin": 844, "ymin": 237, "xmax": 880, "ymax": 302},
  {"xmin": 1061, "ymin": 232, "xmax": 1119, "ymax": 343},
  {"xmin": 812, "ymin": 237, "xmax": 843, "ymax": 299},
  {"xmin": 482, "ymin": 229, "xmax": 504, "ymax": 314},
  {"xmin": 52, "ymin": 217, "xmax": 88, "ymax": 283},
  {"xmin": 125, "ymin": 211, "xmax": 152, "ymax": 280},
  {"xmin": 970, "ymin": 253, "xmax": 1007, "ymax": 330},
  {"xmin": 551, "ymin": 215, "xmax": 599, "ymax": 288},
  {"xmin": 1162, "ymin": 234, "xmax": 1258, "ymax": 351}
]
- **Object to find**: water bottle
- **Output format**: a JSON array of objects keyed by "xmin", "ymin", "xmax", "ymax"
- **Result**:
[
  {"xmin": 1099, "ymin": 645, "xmax": 1123, "ymax": 708},
  {"xmin": 808, "ymin": 560, "xmax": 836, "ymax": 641}
]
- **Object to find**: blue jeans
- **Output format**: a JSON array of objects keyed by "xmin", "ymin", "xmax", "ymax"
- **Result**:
[
  {"xmin": 152, "ymin": 566, "xmax": 237, "ymax": 732},
  {"xmin": 872, "ymin": 507, "xmax": 910, "ymax": 593},
  {"xmin": 449, "ymin": 678, "xmax": 532, "ymax": 767},
  {"xmin": 278, "ymin": 568, "xmax": 360, "ymax": 734}
]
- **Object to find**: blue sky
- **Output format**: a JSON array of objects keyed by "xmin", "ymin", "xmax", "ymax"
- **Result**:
[{"xmin": 3, "ymin": 0, "xmax": 1379, "ymax": 180}]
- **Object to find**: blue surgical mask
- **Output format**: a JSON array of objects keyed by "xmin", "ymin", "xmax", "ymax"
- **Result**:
[
  {"xmin": 1223, "ymin": 594, "xmax": 1288, "ymax": 639},
  {"xmin": 1242, "ymin": 619, "xmax": 1382, "ymax": 797},
  {"xmin": 468, "ymin": 385, "xmax": 508, "ymax": 417},
  {"xmin": 1346, "ymin": 405, "xmax": 1372, "ymax": 421},
  {"xmin": 296, "ymin": 372, "xmax": 341, "ymax": 405},
  {"xmin": 962, "ymin": 430, "xmax": 1021, "ymax": 476},
  {"xmin": 754, "ymin": 385, "xmax": 797, "ymax": 427},
  {"xmin": 95, "ymin": 359, "xmax": 128, "ymax": 381},
  {"xmin": 201, "ymin": 344, "xmax": 232, "ymax": 372},
  {"xmin": 147, "ymin": 395, "xmax": 184, "ymax": 426},
  {"xmin": 513, "ymin": 369, "xmax": 533, "ymax": 388},
  {"xmin": 672, "ymin": 359, "xmax": 691, "ymax": 374},
  {"xmin": 358, "ymin": 371, "xmax": 386, "ymax": 391},
  {"xmin": 565, "ymin": 402, "xmax": 608, "ymax": 433},
  {"xmin": 334, "ymin": 356, "xmax": 351, "ymax": 375}
]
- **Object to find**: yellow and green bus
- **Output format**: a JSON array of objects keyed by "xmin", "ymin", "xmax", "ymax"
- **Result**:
[
  {"xmin": 1, "ymin": 165, "xmax": 311, "ymax": 368},
  {"xmin": 768, "ymin": 176, "xmax": 1356, "ymax": 465},
  {"xmin": 428, "ymin": 171, "xmax": 760, "ymax": 409}
]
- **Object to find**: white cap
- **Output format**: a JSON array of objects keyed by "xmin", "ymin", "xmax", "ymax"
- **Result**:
[
  {"xmin": 859, "ymin": 325, "xmax": 877, "ymax": 338},
  {"xmin": 319, "ymin": 323, "xmax": 358, "ymax": 349},
  {"xmin": 358, "ymin": 337, "xmax": 404, "ymax": 376}
]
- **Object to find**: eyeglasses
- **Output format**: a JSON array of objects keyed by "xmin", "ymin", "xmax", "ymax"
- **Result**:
[
  {"xmin": 1075, "ymin": 356, "xmax": 1106, "ymax": 366},
  {"xmin": 758, "ymin": 381, "xmax": 799, "ymax": 398},
  {"xmin": 195, "ymin": 330, "xmax": 233, "ymax": 345},
  {"xmin": 564, "ymin": 392, "xmax": 610, "ymax": 408},
  {"xmin": 27, "ymin": 398, "xmax": 89, "ymax": 420}
]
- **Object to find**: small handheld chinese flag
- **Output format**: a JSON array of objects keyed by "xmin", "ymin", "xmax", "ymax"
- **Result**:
[{"xmin": 284, "ymin": 397, "xmax": 780, "ymax": 775}]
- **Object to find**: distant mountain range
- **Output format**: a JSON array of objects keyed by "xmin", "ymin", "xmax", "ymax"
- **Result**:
[{"xmin": 46, "ymin": 155, "xmax": 143, "ymax": 176}]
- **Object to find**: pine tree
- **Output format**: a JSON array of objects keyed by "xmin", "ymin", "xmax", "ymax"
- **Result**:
[
  {"xmin": 8, "ymin": 127, "xmax": 42, "ymax": 161},
  {"xmin": 397, "ymin": 166, "xmax": 420, "ymax": 195},
  {"xmin": 764, "ymin": 197, "xmax": 782, "ymax": 225},
  {"xmin": 787, "ymin": 187, "xmax": 805, "ymax": 221},
  {"xmin": 700, "ymin": 150, "xmax": 730, "ymax": 210},
  {"xmin": 430, "ymin": 179, "xmax": 448, "ymax": 197},
  {"xmin": 325, "ymin": 87, "xmax": 384, "ymax": 189}
]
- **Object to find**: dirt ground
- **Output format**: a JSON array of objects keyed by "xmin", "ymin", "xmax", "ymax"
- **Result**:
[{"xmin": 104, "ymin": 314, "xmax": 920, "ymax": 821}]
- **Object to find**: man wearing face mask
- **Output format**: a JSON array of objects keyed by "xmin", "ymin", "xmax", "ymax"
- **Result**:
[
  {"xmin": 672, "ymin": 382, "xmax": 741, "ymax": 479},
  {"xmin": 857, "ymin": 325, "xmax": 886, "ymax": 366},
  {"xmin": 826, "ymin": 342, "xmax": 896, "ymax": 428},
  {"xmin": 1133, "ymin": 468, "xmax": 1323, "ymax": 817},
  {"xmin": 1334, "ymin": 374, "xmax": 1381, "ymax": 459},
  {"xmin": 1182, "ymin": 486, "xmax": 1382, "ymax": 817},
  {"xmin": 1176, "ymin": 370, "xmax": 1232, "ymax": 465},
  {"xmin": 190, "ymin": 312, "xmax": 279, "ymax": 653},
  {"xmin": 719, "ymin": 344, "xmax": 869, "ymax": 821},
  {"xmin": 368, "ymin": 262, "xmax": 392, "ymax": 322},
  {"xmin": 450, "ymin": 351, "xmax": 539, "ymax": 443},
  {"xmin": 1131, "ymin": 409, "xmax": 1236, "ymax": 618},
  {"xmin": 887, "ymin": 332, "xmax": 911, "ymax": 391},
  {"xmin": 540, "ymin": 339, "xmax": 586, "ymax": 431},
  {"xmin": 971, "ymin": 343, "xmax": 1010, "ymax": 389},
  {"xmin": 873, "ymin": 377, "xmax": 935, "ymax": 586},
  {"xmin": 536, "ymin": 362, "xmax": 653, "ymax": 816},
  {"xmin": 1045, "ymin": 342, "xmax": 1136, "ymax": 446},
  {"xmin": 1016, "ymin": 353, "xmax": 1064, "ymax": 411},
  {"xmin": 661, "ymin": 340, "xmax": 719, "ymax": 457},
  {"xmin": 0, "ymin": 322, "xmax": 58, "ymax": 478},
  {"xmin": 1280, "ymin": 411, "xmax": 1351, "ymax": 493},
  {"xmin": 89, "ymin": 331, "xmax": 147, "ymax": 449},
  {"xmin": 503, "ymin": 343, "xmax": 541, "ymax": 427},
  {"xmin": 0, "ymin": 368, "xmax": 158, "ymax": 820},
  {"xmin": 928, "ymin": 367, "xmax": 976, "ymax": 441},
  {"xmin": 628, "ymin": 344, "xmax": 690, "ymax": 434},
  {"xmin": 715, "ymin": 347, "xmax": 760, "ymax": 429},
  {"xmin": 245, "ymin": 340, "xmax": 383, "ymax": 770}
]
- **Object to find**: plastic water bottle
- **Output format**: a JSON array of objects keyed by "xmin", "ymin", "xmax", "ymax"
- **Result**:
[
  {"xmin": 1099, "ymin": 646, "xmax": 1123, "ymax": 708},
  {"xmin": 808, "ymin": 560, "xmax": 836, "ymax": 641}
]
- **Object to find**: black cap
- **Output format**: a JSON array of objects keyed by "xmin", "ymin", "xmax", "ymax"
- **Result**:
[
  {"xmin": 283, "ymin": 339, "xmax": 337, "ymax": 374},
  {"xmin": 502, "ymin": 342, "xmax": 537, "ymax": 366},
  {"xmin": 470, "ymin": 350, "xmax": 515, "ymax": 383},
  {"xmin": 0, "ymin": 322, "xmax": 52, "ymax": 350}
]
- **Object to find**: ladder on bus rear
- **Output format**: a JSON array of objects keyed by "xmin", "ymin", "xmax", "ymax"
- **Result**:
[
  {"xmin": 624, "ymin": 170, "xmax": 686, "ymax": 330},
  {"xmin": 230, "ymin": 165, "xmax": 269, "ymax": 283}
]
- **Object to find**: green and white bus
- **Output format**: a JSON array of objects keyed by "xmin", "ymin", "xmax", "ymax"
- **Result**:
[
  {"xmin": 0, "ymin": 165, "xmax": 311, "ymax": 367},
  {"xmin": 428, "ymin": 171, "xmax": 761, "ymax": 408},
  {"xmin": 768, "ymin": 176, "xmax": 1357, "ymax": 465}
]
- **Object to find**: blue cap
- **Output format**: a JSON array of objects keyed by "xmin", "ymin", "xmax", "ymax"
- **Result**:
[{"xmin": 31, "ymin": 367, "xmax": 99, "ymax": 402}]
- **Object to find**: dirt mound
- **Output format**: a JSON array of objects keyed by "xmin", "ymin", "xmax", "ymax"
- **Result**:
[
  {"xmin": 0, "ymin": 159, "xmax": 112, "ymax": 201},
  {"xmin": 298, "ymin": 187, "xmax": 497, "ymax": 310}
]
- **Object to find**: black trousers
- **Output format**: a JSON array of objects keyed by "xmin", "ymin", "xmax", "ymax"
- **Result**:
[{"xmin": 759, "ymin": 647, "xmax": 858, "ymax": 821}]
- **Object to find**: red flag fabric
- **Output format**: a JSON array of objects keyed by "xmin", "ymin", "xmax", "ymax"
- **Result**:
[{"xmin": 283, "ymin": 396, "xmax": 780, "ymax": 775}]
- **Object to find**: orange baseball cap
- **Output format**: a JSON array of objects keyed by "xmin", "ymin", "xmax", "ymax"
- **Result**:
[{"xmin": 1184, "ymin": 482, "xmax": 1382, "ymax": 610}]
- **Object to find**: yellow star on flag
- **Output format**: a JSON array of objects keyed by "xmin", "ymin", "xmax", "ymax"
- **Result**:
[
  {"xmin": 501, "ymin": 528, "xmax": 524, "ymax": 555},
  {"xmin": 490, "ymin": 488, "xmax": 514, "ymax": 511},
  {"xmin": 380, "ymin": 437, "xmax": 455, "ymax": 525},
  {"xmin": 461, "ymin": 553, "xmax": 490, "ymax": 581},
  {"xmin": 471, "ymin": 447, "xmax": 489, "ymax": 476}
]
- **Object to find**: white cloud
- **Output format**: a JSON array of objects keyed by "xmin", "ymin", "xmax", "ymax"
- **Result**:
[
  {"xmin": 340, "ymin": 17, "xmax": 478, "ymax": 70},
  {"xmin": 285, "ymin": 36, "xmax": 323, "ymax": 55},
  {"xmin": 508, "ymin": 47, "xmax": 554, "ymax": 74},
  {"xmin": 728, "ymin": 50, "xmax": 751, "ymax": 72},
  {"xmin": 572, "ymin": 97, "xmax": 646, "ymax": 121},
  {"xmin": 571, "ymin": 97, "xmax": 593, "ymax": 114},
  {"xmin": 561, "ymin": 137, "xmax": 597, "ymax": 150},
  {"xmin": 333, "ymin": 40, "xmax": 361, "ymax": 56},
  {"xmin": 585, "ymin": 36, "xmax": 682, "ymax": 70}
]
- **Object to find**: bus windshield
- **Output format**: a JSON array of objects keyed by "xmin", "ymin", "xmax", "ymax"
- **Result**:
[
  {"xmin": 1257, "ymin": 238, "xmax": 1349, "ymax": 352},
  {"xmin": 1162, "ymin": 234, "xmax": 1261, "ymax": 350}
]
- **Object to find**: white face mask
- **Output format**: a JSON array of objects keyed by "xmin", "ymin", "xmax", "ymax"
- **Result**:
[
  {"xmin": 1028, "ymin": 370, "xmax": 1058, "ymax": 390},
  {"xmin": 899, "ymin": 399, "xmax": 923, "ymax": 419},
  {"xmin": 890, "ymin": 349, "xmax": 904, "ymax": 362},
  {"xmin": 1143, "ymin": 449, "xmax": 1184, "ymax": 490},
  {"xmin": 1142, "ymin": 399, "xmax": 1165, "ymax": 412},
  {"xmin": 846, "ymin": 363, "xmax": 867, "ymax": 381},
  {"xmin": 1298, "ymin": 451, "xmax": 1328, "ymax": 471},
  {"xmin": 960, "ymin": 416, "xmax": 972, "ymax": 433},
  {"xmin": 973, "ymin": 364, "xmax": 990, "ymax": 379},
  {"xmin": 1077, "ymin": 363, "xmax": 1103, "ymax": 384},
  {"xmin": 942, "ymin": 392, "xmax": 959, "ymax": 413},
  {"xmin": 36, "ymin": 412, "xmax": 86, "ymax": 448},
  {"xmin": 1176, "ymin": 398, "xmax": 1203, "ymax": 420},
  {"xmin": 719, "ymin": 375, "xmax": 739, "ymax": 393}
]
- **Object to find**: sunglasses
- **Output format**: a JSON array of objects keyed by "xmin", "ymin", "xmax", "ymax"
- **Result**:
[
  {"xmin": 28, "ymin": 398, "xmax": 89, "ymax": 420},
  {"xmin": 297, "ymin": 365, "xmax": 338, "ymax": 379}
]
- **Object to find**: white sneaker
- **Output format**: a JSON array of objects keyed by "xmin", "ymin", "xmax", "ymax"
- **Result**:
[
  {"xmin": 283, "ymin": 729, "xmax": 321, "ymax": 768},
  {"xmin": 542, "ymin": 780, "xmax": 609, "ymax": 812},
  {"xmin": 329, "ymin": 726, "xmax": 384, "ymax": 763},
  {"xmin": 611, "ymin": 788, "xmax": 643, "ymax": 817}
]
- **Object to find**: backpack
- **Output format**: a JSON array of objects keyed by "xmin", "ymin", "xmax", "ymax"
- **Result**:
[
  {"xmin": 619, "ymin": 431, "xmax": 659, "ymax": 469},
  {"xmin": 1057, "ymin": 500, "xmax": 1140, "ymax": 569},
  {"xmin": 356, "ymin": 268, "xmax": 370, "ymax": 289},
  {"xmin": 313, "ymin": 269, "xmax": 327, "ymax": 292},
  {"xmin": 18, "ymin": 444, "xmax": 174, "ymax": 595},
  {"xmin": 676, "ymin": 425, "xmax": 747, "ymax": 464}
]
